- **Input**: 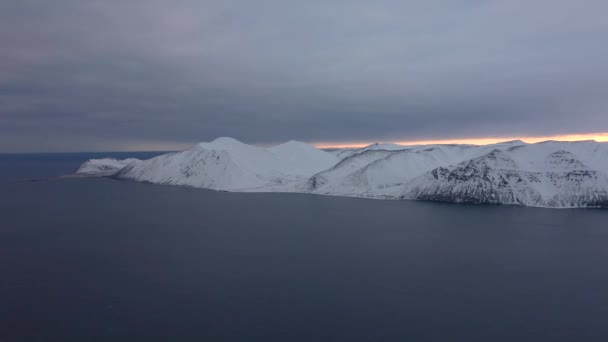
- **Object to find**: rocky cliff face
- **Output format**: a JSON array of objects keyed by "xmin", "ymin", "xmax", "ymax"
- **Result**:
[{"xmin": 404, "ymin": 149, "xmax": 608, "ymax": 208}]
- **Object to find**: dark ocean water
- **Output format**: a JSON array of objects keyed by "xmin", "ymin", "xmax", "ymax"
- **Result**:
[{"xmin": 1, "ymin": 153, "xmax": 608, "ymax": 341}]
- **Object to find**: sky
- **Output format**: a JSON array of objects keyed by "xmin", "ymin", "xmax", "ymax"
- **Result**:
[{"xmin": 1, "ymin": 0, "xmax": 607, "ymax": 152}]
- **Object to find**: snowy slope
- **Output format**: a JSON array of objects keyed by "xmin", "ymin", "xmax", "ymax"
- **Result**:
[
  {"xmin": 74, "ymin": 138, "xmax": 608, "ymax": 208},
  {"xmin": 268, "ymin": 140, "xmax": 340, "ymax": 176},
  {"xmin": 75, "ymin": 158, "xmax": 139, "ymax": 176},
  {"xmin": 309, "ymin": 149, "xmax": 395, "ymax": 195}
]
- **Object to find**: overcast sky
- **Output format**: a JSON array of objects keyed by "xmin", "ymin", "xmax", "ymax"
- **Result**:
[{"xmin": 1, "ymin": 0, "xmax": 607, "ymax": 152}]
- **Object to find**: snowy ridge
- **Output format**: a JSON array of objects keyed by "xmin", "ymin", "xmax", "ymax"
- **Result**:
[
  {"xmin": 332, "ymin": 142, "xmax": 408, "ymax": 159},
  {"xmin": 75, "ymin": 138, "xmax": 608, "ymax": 208}
]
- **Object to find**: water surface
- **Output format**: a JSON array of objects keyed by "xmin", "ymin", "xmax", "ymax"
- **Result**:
[{"xmin": 1, "ymin": 153, "xmax": 608, "ymax": 341}]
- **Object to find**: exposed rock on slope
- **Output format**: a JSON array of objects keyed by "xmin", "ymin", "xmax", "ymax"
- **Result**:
[
  {"xmin": 75, "ymin": 158, "xmax": 139, "ymax": 176},
  {"xmin": 403, "ymin": 145, "xmax": 608, "ymax": 207}
]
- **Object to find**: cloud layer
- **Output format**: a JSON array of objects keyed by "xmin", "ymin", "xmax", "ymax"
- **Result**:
[{"xmin": 1, "ymin": 0, "xmax": 607, "ymax": 151}]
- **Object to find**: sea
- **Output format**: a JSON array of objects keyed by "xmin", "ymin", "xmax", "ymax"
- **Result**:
[{"xmin": 1, "ymin": 152, "xmax": 608, "ymax": 341}]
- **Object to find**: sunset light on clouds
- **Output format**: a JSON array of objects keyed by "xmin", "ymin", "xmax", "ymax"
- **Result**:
[
  {"xmin": 1, "ymin": 1, "xmax": 607, "ymax": 152},
  {"xmin": 314, "ymin": 133, "xmax": 608, "ymax": 149}
]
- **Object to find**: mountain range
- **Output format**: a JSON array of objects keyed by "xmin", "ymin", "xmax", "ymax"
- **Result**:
[{"xmin": 75, "ymin": 137, "xmax": 608, "ymax": 208}]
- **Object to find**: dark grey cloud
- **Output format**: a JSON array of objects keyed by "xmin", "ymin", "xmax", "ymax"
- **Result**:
[{"xmin": 1, "ymin": 0, "xmax": 607, "ymax": 151}]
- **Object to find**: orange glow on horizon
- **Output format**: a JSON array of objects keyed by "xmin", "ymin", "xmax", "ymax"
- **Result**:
[{"xmin": 314, "ymin": 133, "xmax": 608, "ymax": 149}]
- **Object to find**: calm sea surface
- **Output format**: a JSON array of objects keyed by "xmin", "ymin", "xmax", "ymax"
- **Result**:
[{"xmin": 1, "ymin": 153, "xmax": 608, "ymax": 341}]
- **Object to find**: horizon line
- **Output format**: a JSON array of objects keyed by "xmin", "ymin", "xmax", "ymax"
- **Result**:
[
  {"xmin": 313, "ymin": 132, "xmax": 608, "ymax": 149},
  {"xmin": 3, "ymin": 132, "xmax": 608, "ymax": 154}
]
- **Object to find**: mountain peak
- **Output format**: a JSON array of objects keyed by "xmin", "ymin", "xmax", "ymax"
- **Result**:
[
  {"xmin": 195, "ymin": 137, "xmax": 249, "ymax": 150},
  {"xmin": 209, "ymin": 137, "xmax": 245, "ymax": 146},
  {"xmin": 498, "ymin": 139, "xmax": 526, "ymax": 145}
]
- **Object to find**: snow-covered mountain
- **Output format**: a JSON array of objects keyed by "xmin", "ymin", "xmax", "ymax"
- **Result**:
[
  {"xmin": 403, "ymin": 141, "xmax": 608, "ymax": 207},
  {"xmin": 310, "ymin": 140, "xmax": 526, "ymax": 197},
  {"xmin": 75, "ymin": 138, "xmax": 608, "ymax": 208},
  {"xmin": 78, "ymin": 137, "xmax": 339, "ymax": 191}
]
